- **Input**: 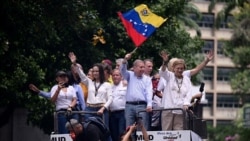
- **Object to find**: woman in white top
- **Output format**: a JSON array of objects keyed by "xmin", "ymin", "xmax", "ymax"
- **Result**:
[
  {"xmin": 159, "ymin": 53, "xmax": 193, "ymax": 130},
  {"xmin": 50, "ymin": 70, "xmax": 78, "ymax": 134},
  {"xmin": 69, "ymin": 52, "xmax": 113, "ymax": 129},
  {"xmin": 79, "ymin": 63, "xmax": 113, "ymax": 128}
]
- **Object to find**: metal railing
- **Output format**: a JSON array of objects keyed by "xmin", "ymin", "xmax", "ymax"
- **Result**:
[
  {"xmin": 137, "ymin": 108, "xmax": 207, "ymax": 139},
  {"xmin": 137, "ymin": 108, "xmax": 187, "ymax": 130},
  {"xmin": 53, "ymin": 111, "xmax": 103, "ymax": 133}
]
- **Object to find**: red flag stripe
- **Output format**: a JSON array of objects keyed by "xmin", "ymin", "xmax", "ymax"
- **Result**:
[{"xmin": 118, "ymin": 12, "xmax": 146, "ymax": 47}]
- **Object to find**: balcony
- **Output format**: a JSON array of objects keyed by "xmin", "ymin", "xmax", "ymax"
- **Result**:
[
  {"xmin": 216, "ymin": 55, "xmax": 235, "ymax": 67},
  {"xmin": 203, "ymin": 107, "xmax": 240, "ymax": 120},
  {"xmin": 215, "ymin": 82, "xmax": 233, "ymax": 93}
]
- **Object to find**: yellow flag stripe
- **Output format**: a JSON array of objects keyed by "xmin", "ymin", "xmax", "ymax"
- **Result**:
[{"xmin": 134, "ymin": 4, "xmax": 167, "ymax": 28}]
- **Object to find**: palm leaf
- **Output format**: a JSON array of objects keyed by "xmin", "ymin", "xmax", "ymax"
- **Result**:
[{"xmin": 208, "ymin": 0, "xmax": 217, "ymax": 13}]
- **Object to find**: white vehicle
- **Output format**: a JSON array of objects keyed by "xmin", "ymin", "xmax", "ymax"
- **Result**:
[
  {"xmin": 137, "ymin": 108, "xmax": 207, "ymax": 141},
  {"xmin": 50, "ymin": 109, "xmax": 206, "ymax": 141}
]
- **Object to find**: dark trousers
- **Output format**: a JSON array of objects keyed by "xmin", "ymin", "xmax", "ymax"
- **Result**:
[{"xmin": 109, "ymin": 110, "xmax": 126, "ymax": 141}]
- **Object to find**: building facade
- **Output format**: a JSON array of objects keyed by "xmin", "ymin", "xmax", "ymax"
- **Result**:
[{"xmin": 188, "ymin": 0, "xmax": 241, "ymax": 127}]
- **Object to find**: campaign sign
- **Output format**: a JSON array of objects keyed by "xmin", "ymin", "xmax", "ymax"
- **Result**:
[
  {"xmin": 50, "ymin": 134, "xmax": 72, "ymax": 141},
  {"xmin": 136, "ymin": 130, "xmax": 202, "ymax": 141}
]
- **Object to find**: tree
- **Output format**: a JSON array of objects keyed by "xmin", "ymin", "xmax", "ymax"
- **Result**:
[
  {"xmin": 173, "ymin": 0, "xmax": 202, "ymax": 36},
  {"xmin": 208, "ymin": 0, "xmax": 250, "ymax": 28},
  {"xmin": 0, "ymin": 0, "xmax": 102, "ymax": 134},
  {"xmin": 0, "ymin": 0, "xmax": 203, "ymax": 134},
  {"xmin": 204, "ymin": 3, "xmax": 250, "ymax": 140},
  {"xmin": 222, "ymin": 3, "xmax": 250, "ymax": 106}
]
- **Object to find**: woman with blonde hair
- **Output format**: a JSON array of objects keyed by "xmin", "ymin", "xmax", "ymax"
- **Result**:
[{"xmin": 159, "ymin": 52, "xmax": 193, "ymax": 130}]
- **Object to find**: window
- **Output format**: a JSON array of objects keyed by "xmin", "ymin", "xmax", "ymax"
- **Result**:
[
  {"xmin": 205, "ymin": 93, "xmax": 245, "ymax": 108},
  {"xmin": 205, "ymin": 93, "xmax": 213, "ymax": 107},
  {"xmin": 243, "ymin": 106, "xmax": 250, "ymax": 127},
  {"xmin": 202, "ymin": 40, "xmax": 214, "ymax": 53},
  {"xmin": 219, "ymin": 15, "xmax": 233, "ymax": 29},
  {"xmin": 217, "ymin": 120, "xmax": 233, "ymax": 125},
  {"xmin": 217, "ymin": 94, "xmax": 240, "ymax": 108},
  {"xmin": 244, "ymin": 107, "xmax": 250, "ymax": 120},
  {"xmin": 217, "ymin": 41, "xmax": 225, "ymax": 55},
  {"xmin": 200, "ymin": 13, "xmax": 214, "ymax": 28},
  {"xmin": 203, "ymin": 67, "xmax": 213, "ymax": 81},
  {"xmin": 189, "ymin": 13, "xmax": 215, "ymax": 28},
  {"xmin": 217, "ymin": 68, "xmax": 236, "ymax": 82}
]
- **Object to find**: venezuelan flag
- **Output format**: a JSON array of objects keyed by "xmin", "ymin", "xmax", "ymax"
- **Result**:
[{"xmin": 118, "ymin": 4, "xmax": 167, "ymax": 47}]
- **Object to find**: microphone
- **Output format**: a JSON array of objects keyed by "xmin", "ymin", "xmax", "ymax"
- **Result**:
[{"xmin": 199, "ymin": 82, "xmax": 205, "ymax": 92}]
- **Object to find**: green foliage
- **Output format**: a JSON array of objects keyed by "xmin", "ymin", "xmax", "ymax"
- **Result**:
[
  {"xmin": 209, "ymin": 0, "xmax": 250, "ymax": 28},
  {"xmin": 222, "ymin": 3, "xmax": 250, "ymax": 107},
  {"xmin": 214, "ymin": 3, "xmax": 250, "ymax": 139},
  {"xmin": 230, "ymin": 70, "xmax": 250, "ymax": 97},
  {"xmin": 234, "ymin": 104, "xmax": 250, "ymax": 128},
  {"xmin": 207, "ymin": 124, "xmax": 250, "ymax": 141},
  {"xmin": 226, "ymin": 3, "xmax": 250, "ymax": 55},
  {"xmin": 0, "ymin": 0, "xmax": 203, "ymax": 134},
  {"xmin": 207, "ymin": 124, "xmax": 236, "ymax": 141}
]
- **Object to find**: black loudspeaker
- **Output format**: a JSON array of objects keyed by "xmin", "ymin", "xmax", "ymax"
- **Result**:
[
  {"xmin": 186, "ymin": 112, "xmax": 207, "ymax": 139},
  {"xmin": 192, "ymin": 119, "xmax": 207, "ymax": 139}
]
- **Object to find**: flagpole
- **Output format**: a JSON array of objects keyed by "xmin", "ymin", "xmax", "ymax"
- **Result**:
[{"xmin": 130, "ymin": 47, "xmax": 138, "ymax": 54}]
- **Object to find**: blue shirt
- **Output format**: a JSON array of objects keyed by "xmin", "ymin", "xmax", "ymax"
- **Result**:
[
  {"xmin": 39, "ymin": 91, "xmax": 51, "ymax": 99},
  {"xmin": 72, "ymin": 84, "xmax": 86, "ymax": 110},
  {"xmin": 120, "ymin": 62, "xmax": 153, "ymax": 107}
]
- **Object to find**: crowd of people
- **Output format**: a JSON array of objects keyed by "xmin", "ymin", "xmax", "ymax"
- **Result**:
[{"xmin": 29, "ymin": 50, "xmax": 213, "ymax": 141}]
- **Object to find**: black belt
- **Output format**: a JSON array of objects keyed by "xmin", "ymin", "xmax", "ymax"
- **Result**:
[
  {"xmin": 126, "ymin": 101, "xmax": 147, "ymax": 105},
  {"xmin": 56, "ymin": 109, "xmax": 67, "ymax": 112},
  {"xmin": 111, "ymin": 109, "xmax": 124, "ymax": 113}
]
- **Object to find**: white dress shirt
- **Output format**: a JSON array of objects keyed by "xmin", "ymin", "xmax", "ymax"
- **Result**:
[
  {"xmin": 109, "ymin": 81, "xmax": 127, "ymax": 111},
  {"xmin": 77, "ymin": 67, "xmax": 113, "ymax": 108},
  {"xmin": 159, "ymin": 69, "xmax": 192, "ymax": 114}
]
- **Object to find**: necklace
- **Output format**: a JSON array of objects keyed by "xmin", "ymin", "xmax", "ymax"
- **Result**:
[
  {"xmin": 61, "ymin": 88, "xmax": 67, "ymax": 99},
  {"xmin": 175, "ymin": 77, "xmax": 183, "ymax": 93},
  {"xmin": 65, "ymin": 92, "xmax": 67, "ymax": 99},
  {"xmin": 94, "ymin": 81, "xmax": 102, "ymax": 96}
]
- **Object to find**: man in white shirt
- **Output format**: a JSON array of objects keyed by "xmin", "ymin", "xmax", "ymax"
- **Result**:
[{"xmin": 109, "ymin": 69, "xmax": 127, "ymax": 141}]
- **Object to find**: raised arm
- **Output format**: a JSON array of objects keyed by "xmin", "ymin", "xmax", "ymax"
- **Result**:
[
  {"xmin": 158, "ymin": 50, "xmax": 171, "ymax": 81},
  {"xmin": 39, "ymin": 91, "xmax": 51, "ymax": 99},
  {"xmin": 76, "ymin": 65, "xmax": 89, "ymax": 85},
  {"xmin": 120, "ymin": 53, "xmax": 132, "ymax": 81},
  {"xmin": 121, "ymin": 124, "xmax": 136, "ymax": 141},
  {"xmin": 29, "ymin": 84, "xmax": 51, "ymax": 99},
  {"xmin": 190, "ymin": 50, "xmax": 214, "ymax": 76},
  {"xmin": 159, "ymin": 50, "xmax": 169, "ymax": 72},
  {"xmin": 68, "ymin": 52, "xmax": 89, "ymax": 85}
]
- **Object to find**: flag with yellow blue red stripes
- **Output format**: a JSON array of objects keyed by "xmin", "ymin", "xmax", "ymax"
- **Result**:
[{"xmin": 118, "ymin": 4, "xmax": 167, "ymax": 47}]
